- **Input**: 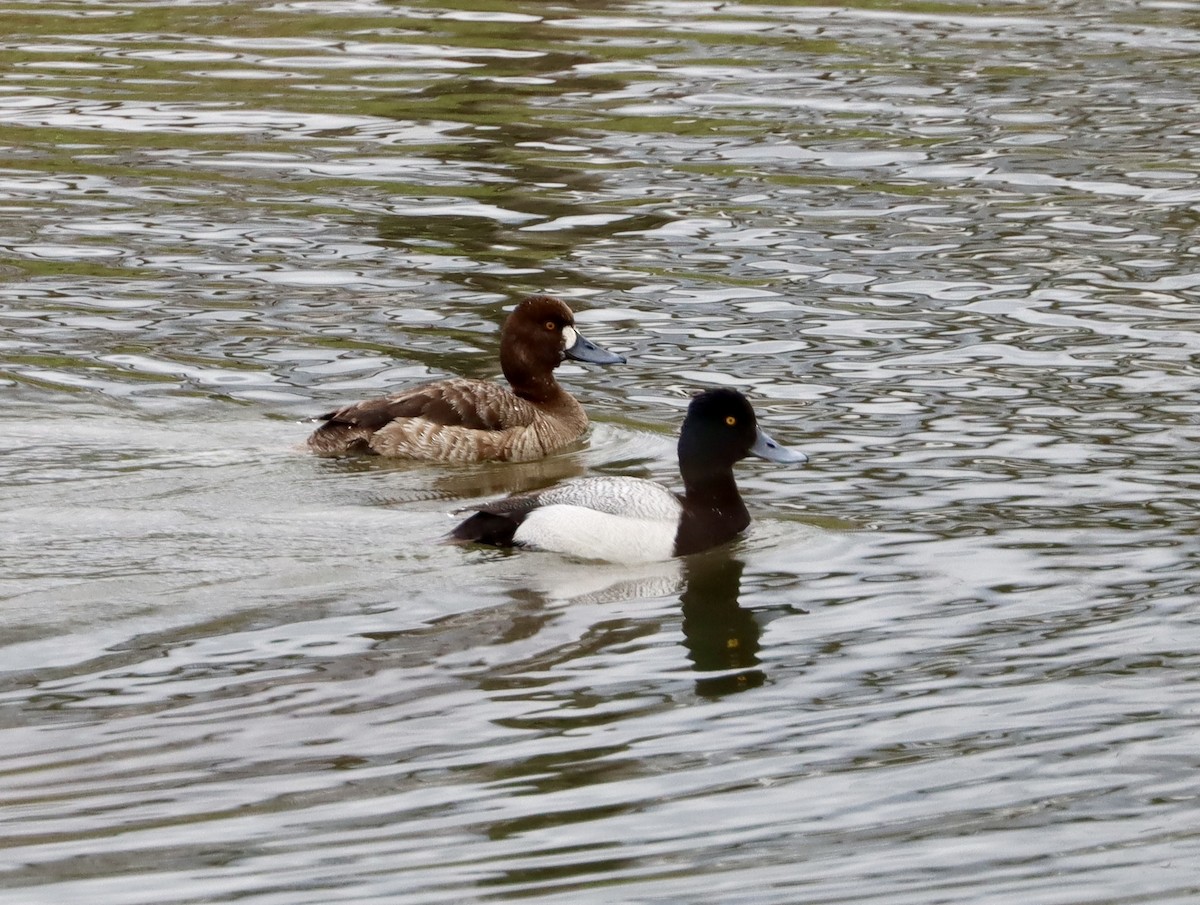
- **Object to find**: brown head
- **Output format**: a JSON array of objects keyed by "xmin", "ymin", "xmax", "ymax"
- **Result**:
[{"xmin": 499, "ymin": 295, "xmax": 625, "ymax": 401}]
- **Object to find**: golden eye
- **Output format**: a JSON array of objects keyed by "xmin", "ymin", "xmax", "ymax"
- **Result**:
[
  {"xmin": 545, "ymin": 321, "xmax": 557, "ymax": 331},
  {"xmin": 725, "ymin": 416, "xmax": 737, "ymax": 426}
]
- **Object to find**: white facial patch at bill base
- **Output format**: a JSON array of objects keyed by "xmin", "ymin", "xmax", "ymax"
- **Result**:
[{"xmin": 561, "ymin": 325, "xmax": 578, "ymax": 350}]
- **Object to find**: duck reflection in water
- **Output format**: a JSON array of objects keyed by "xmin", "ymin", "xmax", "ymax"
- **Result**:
[{"xmin": 680, "ymin": 554, "xmax": 765, "ymax": 696}]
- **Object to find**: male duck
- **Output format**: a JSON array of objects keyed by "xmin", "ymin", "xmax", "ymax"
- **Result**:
[
  {"xmin": 307, "ymin": 295, "xmax": 625, "ymax": 462},
  {"xmin": 450, "ymin": 388, "xmax": 807, "ymax": 562}
]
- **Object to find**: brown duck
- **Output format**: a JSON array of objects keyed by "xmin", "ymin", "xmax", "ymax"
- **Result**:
[{"xmin": 307, "ymin": 295, "xmax": 626, "ymax": 462}]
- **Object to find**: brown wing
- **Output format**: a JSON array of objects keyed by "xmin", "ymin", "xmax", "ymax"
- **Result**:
[{"xmin": 317, "ymin": 378, "xmax": 533, "ymax": 433}]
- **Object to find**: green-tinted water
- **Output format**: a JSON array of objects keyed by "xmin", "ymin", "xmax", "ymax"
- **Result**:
[{"xmin": 2, "ymin": 2, "xmax": 1199, "ymax": 902}]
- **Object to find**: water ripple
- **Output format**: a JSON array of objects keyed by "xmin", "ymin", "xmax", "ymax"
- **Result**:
[{"xmin": 3, "ymin": 1, "xmax": 1200, "ymax": 903}]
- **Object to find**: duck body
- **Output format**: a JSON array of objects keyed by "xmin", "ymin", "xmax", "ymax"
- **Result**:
[
  {"xmin": 307, "ymin": 295, "xmax": 624, "ymax": 463},
  {"xmin": 308, "ymin": 376, "xmax": 589, "ymax": 463},
  {"xmin": 451, "ymin": 389, "xmax": 807, "ymax": 562},
  {"xmin": 454, "ymin": 476, "xmax": 686, "ymax": 562}
]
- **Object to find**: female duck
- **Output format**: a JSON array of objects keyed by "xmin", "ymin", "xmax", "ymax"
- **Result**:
[
  {"xmin": 307, "ymin": 295, "xmax": 625, "ymax": 462},
  {"xmin": 451, "ymin": 388, "xmax": 807, "ymax": 562}
]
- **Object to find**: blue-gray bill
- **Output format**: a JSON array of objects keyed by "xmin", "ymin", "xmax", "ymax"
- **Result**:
[
  {"xmin": 565, "ymin": 331, "xmax": 626, "ymax": 365},
  {"xmin": 751, "ymin": 427, "xmax": 808, "ymax": 464}
]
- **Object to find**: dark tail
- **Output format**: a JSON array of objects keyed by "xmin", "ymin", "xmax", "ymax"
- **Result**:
[{"xmin": 449, "ymin": 511, "xmax": 522, "ymax": 547}]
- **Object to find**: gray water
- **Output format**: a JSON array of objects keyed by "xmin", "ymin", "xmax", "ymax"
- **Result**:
[{"xmin": 2, "ymin": 1, "xmax": 1200, "ymax": 902}]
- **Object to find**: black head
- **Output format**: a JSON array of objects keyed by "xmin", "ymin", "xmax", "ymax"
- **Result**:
[
  {"xmin": 677, "ymin": 388, "xmax": 807, "ymax": 482},
  {"xmin": 678, "ymin": 389, "xmax": 761, "ymax": 475},
  {"xmin": 673, "ymin": 389, "xmax": 806, "ymax": 558}
]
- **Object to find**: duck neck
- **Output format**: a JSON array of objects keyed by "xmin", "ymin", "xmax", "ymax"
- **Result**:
[
  {"xmin": 675, "ymin": 468, "xmax": 750, "ymax": 556},
  {"xmin": 501, "ymin": 345, "xmax": 564, "ymax": 404},
  {"xmin": 507, "ymin": 370, "xmax": 565, "ymax": 404}
]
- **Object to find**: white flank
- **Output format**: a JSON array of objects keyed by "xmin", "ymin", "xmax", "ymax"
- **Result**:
[{"xmin": 514, "ymin": 506, "xmax": 678, "ymax": 563}]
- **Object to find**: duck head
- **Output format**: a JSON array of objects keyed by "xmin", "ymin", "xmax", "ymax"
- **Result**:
[
  {"xmin": 500, "ymin": 295, "xmax": 625, "ymax": 398},
  {"xmin": 678, "ymin": 388, "xmax": 808, "ymax": 482}
]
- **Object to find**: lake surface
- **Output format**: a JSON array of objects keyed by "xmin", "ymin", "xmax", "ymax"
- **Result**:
[{"xmin": 2, "ymin": 1, "xmax": 1200, "ymax": 902}]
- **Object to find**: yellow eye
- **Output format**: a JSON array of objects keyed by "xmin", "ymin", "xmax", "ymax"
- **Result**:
[
  {"xmin": 725, "ymin": 416, "xmax": 737, "ymax": 426},
  {"xmin": 545, "ymin": 321, "xmax": 557, "ymax": 331}
]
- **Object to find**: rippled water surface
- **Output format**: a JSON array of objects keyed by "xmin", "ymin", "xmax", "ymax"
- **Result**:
[{"xmin": 3, "ymin": 1, "xmax": 1200, "ymax": 902}]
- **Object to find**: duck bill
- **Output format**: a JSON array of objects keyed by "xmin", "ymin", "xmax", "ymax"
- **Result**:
[
  {"xmin": 750, "ymin": 427, "xmax": 808, "ymax": 464},
  {"xmin": 563, "ymin": 326, "xmax": 626, "ymax": 365}
]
